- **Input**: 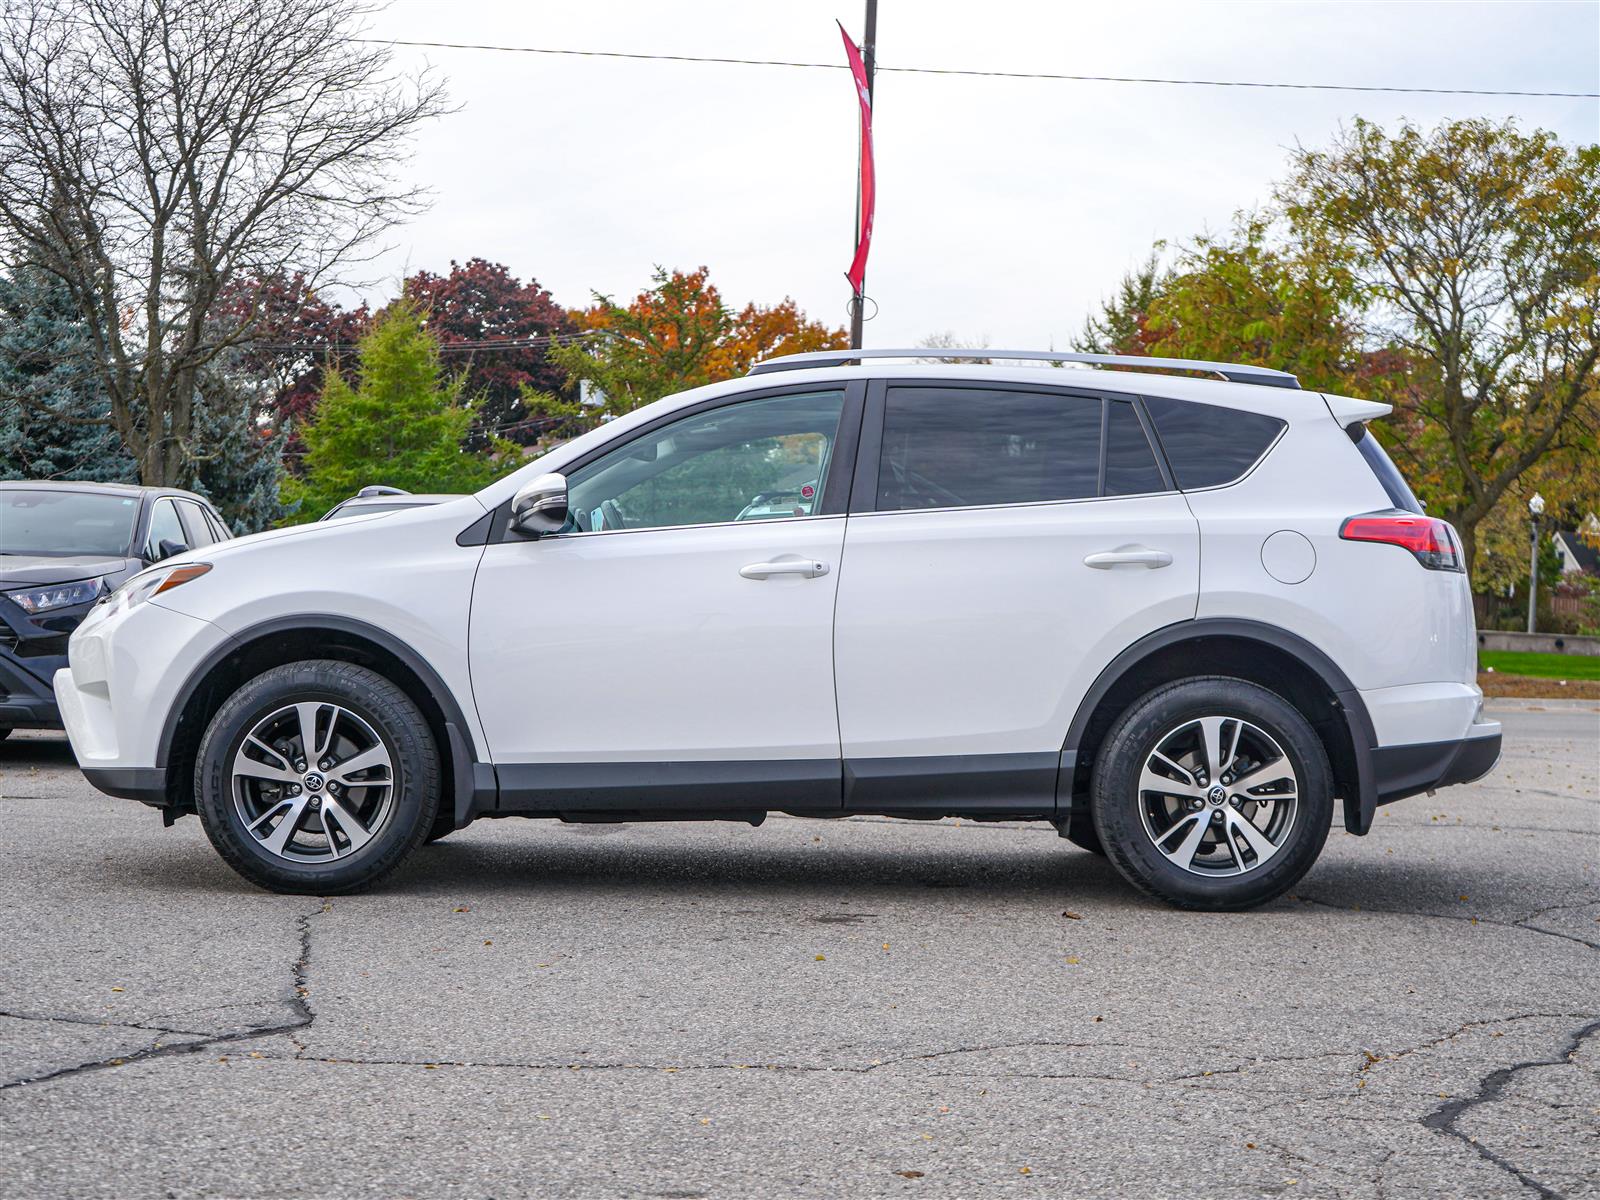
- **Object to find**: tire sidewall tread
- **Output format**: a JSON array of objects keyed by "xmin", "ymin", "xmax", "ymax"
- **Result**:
[
  {"xmin": 194, "ymin": 660, "xmax": 439, "ymax": 894},
  {"xmin": 1091, "ymin": 675, "xmax": 1333, "ymax": 911}
]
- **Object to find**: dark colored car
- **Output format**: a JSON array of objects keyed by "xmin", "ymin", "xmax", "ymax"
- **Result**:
[{"xmin": 0, "ymin": 481, "xmax": 230, "ymax": 736}]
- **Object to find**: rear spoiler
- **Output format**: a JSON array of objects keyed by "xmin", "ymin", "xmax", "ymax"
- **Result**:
[{"xmin": 1322, "ymin": 392, "xmax": 1392, "ymax": 428}]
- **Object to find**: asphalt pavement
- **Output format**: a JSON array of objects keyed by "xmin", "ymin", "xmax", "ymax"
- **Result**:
[{"xmin": 0, "ymin": 700, "xmax": 1596, "ymax": 1199}]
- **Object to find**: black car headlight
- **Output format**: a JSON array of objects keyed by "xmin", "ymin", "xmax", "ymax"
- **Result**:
[{"xmin": 4, "ymin": 577, "xmax": 106, "ymax": 614}]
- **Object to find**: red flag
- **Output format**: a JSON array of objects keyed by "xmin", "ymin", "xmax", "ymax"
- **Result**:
[{"xmin": 839, "ymin": 21, "xmax": 874, "ymax": 296}]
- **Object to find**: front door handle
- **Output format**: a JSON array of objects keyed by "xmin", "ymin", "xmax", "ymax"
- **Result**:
[
  {"xmin": 740, "ymin": 560, "xmax": 831, "ymax": 580},
  {"xmin": 1083, "ymin": 546, "xmax": 1173, "ymax": 570}
]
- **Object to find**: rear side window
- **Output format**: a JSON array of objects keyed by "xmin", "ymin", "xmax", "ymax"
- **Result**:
[
  {"xmin": 176, "ymin": 500, "xmax": 216, "ymax": 548},
  {"xmin": 1352, "ymin": 426, "xmax": 1424, "ymax": 514},
  {"xmin": 878, "ymin": 387, "xmax": 1100, "ymax": 511},
  {"xmin": 1104, "ymin": 400, "xmax": 1165, "ymax": 496},
  {"xmin": 205, "ymin": 508, "xmax": 233, "ymax": 541},
  {"xmin": 1143, "ymin": 395, "xmax": 1286, "ymax": 490}
]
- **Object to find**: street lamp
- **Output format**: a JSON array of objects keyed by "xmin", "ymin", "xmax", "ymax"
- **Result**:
[{"xmin": 1527, "ymin": 493, "xmax": 1546, "ymax": 634}]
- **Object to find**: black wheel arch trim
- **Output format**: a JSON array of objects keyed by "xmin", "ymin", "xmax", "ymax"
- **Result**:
[
  {"xmin": 156, "ymin": 613, "xmax": 484, "ymax": 775},
  {"xmin": 1055, "ymin": 617, "xmax": 1381, "ymax": 836}
]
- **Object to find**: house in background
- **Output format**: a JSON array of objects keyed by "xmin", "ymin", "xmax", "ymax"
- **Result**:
[{"xmin": 1553, "ymin": 513, "xmax": 1600, "ymax": 578}]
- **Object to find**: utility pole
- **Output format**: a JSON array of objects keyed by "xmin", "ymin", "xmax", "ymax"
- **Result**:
[{"xmin": 848, "ymin": 0, "xmax": 878, "ymax": 350}]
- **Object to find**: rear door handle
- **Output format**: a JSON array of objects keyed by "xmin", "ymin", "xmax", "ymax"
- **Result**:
[
  {"xmin": 740, "ymin": 560, "xmax": 830, "ymax": 580},
  {"xmin": 1083, "ymin": 546, "xmax": 1173, "ymax": 570}
]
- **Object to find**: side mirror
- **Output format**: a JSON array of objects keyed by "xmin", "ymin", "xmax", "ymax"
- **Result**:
[
  {"xmin": 156, "ymin": 538, "xmax": 189, "ymax": 561},
  {"xmin": 510, "ymin": 473, "xmax": 569, "ymax": 537}
]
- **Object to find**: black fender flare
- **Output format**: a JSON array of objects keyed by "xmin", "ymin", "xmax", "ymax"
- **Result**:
[
  {"xmin": 159, "ymin": 610, "xmax": 478, "ymax": 755},
  {"xmin": 1057, "ymin": 618, "xmax": 1379, "ymax": 835}
]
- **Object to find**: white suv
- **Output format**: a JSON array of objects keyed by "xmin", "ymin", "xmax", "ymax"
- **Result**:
[{"xmin": 55, "ymin": 349, "xmax": 1501, "ymax": 909}]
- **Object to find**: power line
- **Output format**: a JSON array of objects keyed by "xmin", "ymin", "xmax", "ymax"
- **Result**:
[{"xmin": 355, "ymin": 38, "xmax": 1600, "ymax": 99}]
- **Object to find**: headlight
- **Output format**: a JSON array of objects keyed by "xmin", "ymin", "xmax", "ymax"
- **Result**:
[
  {"xmin": 98, "ymin": 563, "xmax": 213, "ymax": 619},
  {"xmin": 5, "ymin": 577, "xmax": 106, "ymax": 614}
]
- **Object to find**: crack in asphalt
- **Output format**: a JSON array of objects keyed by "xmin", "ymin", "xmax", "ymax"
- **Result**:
[
  {"xmin": 1294, "ymin": 893, "xmax": 1600, "ymax": 953},
  {"xmin": 0, "ymin": 1008, "xmax": 213, "ymax": 1039},
  {"xmin": 1421, "ymin": 1017, "xmax": 1600, "ymax": 1200},
  {"xmin": 0, "ymin": 901, "xmax": 323, "ymax": 1093}
]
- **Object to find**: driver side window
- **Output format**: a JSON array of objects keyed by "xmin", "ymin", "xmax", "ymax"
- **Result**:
[{"xmin": 562, "ymin": 390, "xmax": 846, "ymax": 534}]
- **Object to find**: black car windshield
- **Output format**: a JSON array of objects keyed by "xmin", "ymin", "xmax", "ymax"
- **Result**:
[{"xmin": 0, "ymin": 490, "xmax": 139, "ymax": 557}]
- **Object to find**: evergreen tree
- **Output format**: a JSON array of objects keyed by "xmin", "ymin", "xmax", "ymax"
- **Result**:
[
  {"xmin": 0, "ymin": 266, "xmax": 134, "ymax": 481},
  {"xmin": 283, "ymin": 300, "xmax": 521, "ymax": 522},
  {"xmin": 179, "ymin": 354, "xmax": 288, "ymax": 534}
]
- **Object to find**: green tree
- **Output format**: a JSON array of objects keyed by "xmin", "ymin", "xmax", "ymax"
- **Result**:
[
  {"xmin": 0, "ymin": 265, "xmax": 134, "ymax": 481},
  {"xmin": 546, "ymin": 267, "xmax": 732, "ymax": 420},
  {"xmin": 1072, "ymin": 253, "xmax": 1166, "ymax": 356},
  {"xmin": 1141, "ymin": 215, "xmax": 1384, "ymax": 395},
  {"xmin": 179, "ymin": 355, "xmax": 288, "ymax": 534},
  {"xmin": 284, "ymin": 301, "xmax": 520, "ymax": 522},
  {"xmin": 1281, "ymin": 118, "xmax": 1600, "ymax": 571}
]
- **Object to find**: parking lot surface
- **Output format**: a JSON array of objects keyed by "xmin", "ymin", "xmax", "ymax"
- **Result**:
[{"xmin": 0, "ymin": 700, "xmax": 1596, "ymax": 1199}]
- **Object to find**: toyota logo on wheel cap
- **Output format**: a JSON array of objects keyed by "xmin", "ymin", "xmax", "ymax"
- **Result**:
[{"xmin": 303, "ymin": 773, "xmax": 325, "ymax": 793}]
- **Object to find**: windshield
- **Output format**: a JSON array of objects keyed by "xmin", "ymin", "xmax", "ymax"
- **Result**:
[{"xmin": 0, "ymin": 489, "xmax": 139, "ymax": 557}]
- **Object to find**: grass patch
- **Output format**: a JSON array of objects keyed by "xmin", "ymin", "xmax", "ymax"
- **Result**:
[{"xmin": 1478, "ymin": 649, "xmax": 1600, "ymax": 680}]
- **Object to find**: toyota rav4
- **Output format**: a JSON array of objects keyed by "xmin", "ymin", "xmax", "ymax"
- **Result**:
[{"xmin": 54, "ymin": 349, "xmax": 1501, "ymax": 909}]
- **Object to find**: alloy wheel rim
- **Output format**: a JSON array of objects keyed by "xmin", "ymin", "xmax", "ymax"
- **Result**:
[
  {"xmin": 1136, "ymin": 714, "xmax": 1299, "ymax": 878},
  {"xmin": 230, "ymin": 701, "xmax": 396, "ymax": 863}
]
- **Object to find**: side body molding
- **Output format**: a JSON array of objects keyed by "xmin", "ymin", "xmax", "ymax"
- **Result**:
[{"xmin": 1056, "ymin": 618, "xmax": 1380, "ymax": 835}]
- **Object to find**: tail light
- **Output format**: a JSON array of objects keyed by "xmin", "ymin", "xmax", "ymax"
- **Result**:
[{"xmin": 1339, "ymin": 511, "xmax": 1463, "ymax": 572}]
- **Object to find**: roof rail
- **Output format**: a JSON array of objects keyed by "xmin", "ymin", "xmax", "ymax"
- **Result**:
[{"xmin": 746, "ymin": 348, "xmax": 1301, "ymax": 390}]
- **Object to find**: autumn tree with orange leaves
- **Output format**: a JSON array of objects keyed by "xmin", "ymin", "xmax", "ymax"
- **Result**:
[{"xmin": 542, "ymin": 267, "xmax": 846, "ymax": 427}]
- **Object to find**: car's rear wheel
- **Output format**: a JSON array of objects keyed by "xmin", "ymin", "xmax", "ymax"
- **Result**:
[
  {"xmin": 195, "ymin": 660, "xmax": 439, "ymax": 894},
  {"xmin": 1092, "ymin": 677, "xmax": 1332, "ymax": 911}
]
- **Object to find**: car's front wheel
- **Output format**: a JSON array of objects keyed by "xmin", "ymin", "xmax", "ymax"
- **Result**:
[
  {"xmin": 194, "ymin": 660, "xmax": 439, "ymax": 894},
  {"xmin": 1092, "ymin": 677, "xmax": 1332, "ymax": 911}
]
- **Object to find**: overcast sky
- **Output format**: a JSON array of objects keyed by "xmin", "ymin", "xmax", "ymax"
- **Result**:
[{"xmin": 362, "ymin": 0, "xmax": 1600, "ymax": 350}]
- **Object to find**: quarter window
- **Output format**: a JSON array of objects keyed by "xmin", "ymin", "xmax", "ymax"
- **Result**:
[
  {"xmin": 877, "ymin": 387, "xmax": 1101, "ymax": 511},
  {"xmin": 1143, "ymin": 395, "xmax": 1286, "ymax": 490},
  {"xmin": 562, "ymin": 390, "xmax": 846, "ymax": 534}
]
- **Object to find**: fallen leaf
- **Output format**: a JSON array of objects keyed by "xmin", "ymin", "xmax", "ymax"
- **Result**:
[
  {"xmin": 893, "ymin": 1170, "xmax": 925, "ymax": 1179},
  {"xmin": 453, "ymin": 906, "xmax": 470, "ymax": 913},
  {"xmin": 1061, "ymin": 911, "xmax": 1082, "ymax": 920},
  {"xmin": 110, "ymin": 987, "xmax": 124, "ymax": 993},
  {"xmin": 1019, "ymin": 1166, "xmax": 1032, "ymax": 1175},
  {"xmin": 1064, "ymin": 956, "xmax": 1080, "ymax": 965},
  {"xmin": 815, "ymin": 954, "xmax": 826, "ymax": 961}
]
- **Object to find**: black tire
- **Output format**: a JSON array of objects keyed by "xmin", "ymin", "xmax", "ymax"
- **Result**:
[
  {"xmin": 423, "ymin": 815, "xmax": 455, "ymax": 844},
  {"xmin": 1092, "ymin": 676, "xmax": 1332, "ymax": 911},
  {"xmin": 194, "ymin": 660, "xmax": 439, "ymax": 894}
]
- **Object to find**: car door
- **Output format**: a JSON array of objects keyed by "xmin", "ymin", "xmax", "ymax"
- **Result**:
[
  {"xmin": 469, "ymin": 383, "xmax": 863, "ymax": 813},
  {"xmin": 832, "ymin": 381, "xmax": 1200, "ymax": 813}
]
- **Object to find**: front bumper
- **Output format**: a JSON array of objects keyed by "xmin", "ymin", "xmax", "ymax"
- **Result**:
[
  {"xmin": 81, "ymin": 766, "xmax": 169, "ymax": 807},
  {"xmin": 55, "ymin": 598, "xmax": 231, "ymax": 801},
  {"xmin": 0, "ymin": 648, "xmax": 65, "ymax": 729}
]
